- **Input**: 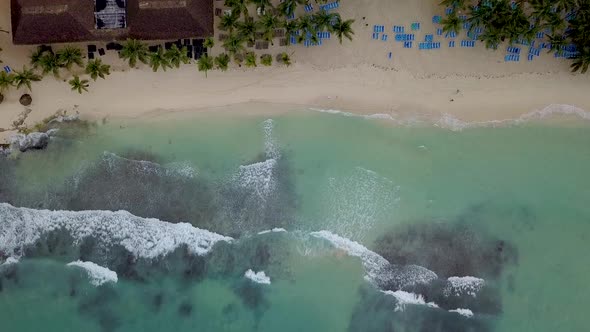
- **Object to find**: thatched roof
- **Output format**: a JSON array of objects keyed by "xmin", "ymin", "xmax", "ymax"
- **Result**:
[{"xmin": 11, "ymin": 0, "xmax": 214, "ymax": 45}]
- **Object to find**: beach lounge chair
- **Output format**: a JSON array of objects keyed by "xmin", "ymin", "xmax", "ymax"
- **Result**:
[
  {"xmin": 411, "ymin": 22, "xmax": 420, "ymax": 31},
  {"xmin": 445, "ymin": 7, "xmax": 452, "ymax": 15},
  {"xmin": 404, "ymin": 41, "xmax": 412, "ymax": 48},
  {"xmin": 425, "ymin": 34, "xmax": 433, "ymax": 42},
  {"xmin": 463, "ymin": 22, "xmax": 470, "ymax": 29},
  {"xmin": 432, "ymin": 15, "xmax": 442, "ymax": 24},
  {"xmin": 528, "ymin": 54, "xmax": 534, "ymax": 61},
  {"xmin": 388, "ymin": 52, "xmax": 392, "ymax": 59},
  {"xmin": 449, "ymin": 40, "xmax": 455, "ymax": 48},
  {"xmin": 287, "ymin": 13, "xmax": 295, "ymax": 20},
  {"xmin": 372, "ymin": 32, "xmax": 379, "ymax": 40},
  {"xmin": 3, "ymin": 66, "xmax": 11, "ymax": 73},
  {"xmin": 290, "ymin": 36, "xmax": 296, "ymax": 44},
  {"xmin": 436, "ymin": 28, "xmax": 443, "ymax": 36},
  {"xmin": 382, "ymin": 34, "xmax": 388, "ymax": 41},
  {"xmin": 304, "ymin": 4, "xmax": 313, "ymax": 12},
  {"xmin": 445, "ymin": 31, "xmax": 457, "ymax": 38}
]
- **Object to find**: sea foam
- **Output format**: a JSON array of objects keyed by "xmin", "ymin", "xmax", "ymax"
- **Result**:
[
  {"xmin": 257, "ymin": 228, "xmax": 287, "ymax": 235},
  {"xmin": 0, "ymin": 203, "xmax": 232, "ymax": 259},
  {"xmin": 310, "ymin": 104, "xmax": 590, "ymax": 131},
  {"xmin": 244, "ymin": 269, "xmax": 271, "ymax": 284},
  {"xmin": 443, "ymin": 276, "xmax": 485, "ymax": 297},
  {"xmin": 67, "ymin": 260, "xmax": 118, "ymax": 286},
  {"xmin": 449, "ymin": 308, "xmax": 474, "ymax": 318},
  {"xmin": 381, "ymin": 290, "xmax": 439, "ymax": 312},
  {"xmin": 310, "ymin": 230, "xmax": 437, "ymax": 289}
]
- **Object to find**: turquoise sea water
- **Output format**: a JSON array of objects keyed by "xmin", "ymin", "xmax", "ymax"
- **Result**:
[{"xmin": 1, "ymin": 109, "xmax": 589, "ymax": 332}]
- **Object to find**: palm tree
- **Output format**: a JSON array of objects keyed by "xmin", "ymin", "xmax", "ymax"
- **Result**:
[
  {"xmin": 440, "ymin": 0, "xmax": 466, "ymax": 11},
  {"xmin": 119, "ymin": 39, "xmax": 149, "ymax": 68},
  {"xmin": 277, "ymin": 52, "xmax": 292, "ymax": 66},
  {"xmin": 278, "ymin": 0, "xmax": 306, "ymax": 17},
  {"xmin": 39, "ymin": 53, "xmax": 61, "ymax": 77},
  {"xmin": 219, "ymin": 11, "xmax": 240, "ymax": 33},
  {"xmin": 570, "ymin": 47, "xmax": 590, "ymax": 74},
  {"xmin": 197, "ymin": 54, "xmax": 214, "ymax": 77},
  {"xmin": 261, "ymin": 54, "xmax": 272, "ymax": 66},
  {"xmin": 164, "ymin": 44, "xmax": 190, "ymax": 68},
  {"xmin": 223, "ymin": 33, "xmax": 246, "ymax": 56},
  {"xmin": 30, "ymin": 47, "xmax": 45, "ymax": 69},
  {"xmin": 251, "ymin": 0, "xmax": 272, "ymax": 15},
  {"xmin": 0, "ymin": 71, "xmax": 14, "ymax": 98},
  {"xmin": 13, "ymin": 66, "xmax": 41, "ymax": 91},
  {"xmin": 215, "ymin": 53, "xmax": 230, "ymax": 71},
  {"xmin": 441, "ymin": 10, "xmax": 462, "ymax": 34},
  {"xmin": 312, "ymin": 10, "xmax": 337, "ymax": 32},
  {"xmin": 479, "ymin": 29, "xmax": 502, "ymax": 49},
  {"xmin": 245, "ymin": 52, "xmax": 257, "ymax": 67},
  {"xmin": 332, "ymin": 16, "xmax": 355, "ymax": 44},
  {"xmin": 259, "ymin": 13, "xmax": 282, "ymax": 42},
  {"xmin": 283, "ymin": 20, "xmax": 299, "ymax": 44},
  {"xmin": 204, "ymin": 37, "xmax": 215, "ymax": 50},
  {"xmin": 237, "ymin": 17, "xmax": 258, "ymax": 44},
  {"xmin": 547, "ymin": 33, "xmax": 568, "ymax": 54},
  {"xmin": 224, "ymin": 0, "xmax": 249, "ymax": 18},
  {"xmin": 57, "ymin": 46, "xmax": 83, "ymax": 70},
  {"xmin": 148, "ymin": 47, "xmax": 171, "ymax": 72},
  {"xmin": 69, "ymin": 75, "xmax": 89, "ymax": 94},
  {"xmin": 85, "ymin": 59, "xmax": 111, "ymax": 81},
  {"xmin": 297, "ymin": 15, "xmax": 316, "ymax": 37}
]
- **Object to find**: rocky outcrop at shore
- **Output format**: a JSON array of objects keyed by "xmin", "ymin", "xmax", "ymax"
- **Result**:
[{"xmin": 10, "ymin": 132, "xmax": 51, "ymax": 152}]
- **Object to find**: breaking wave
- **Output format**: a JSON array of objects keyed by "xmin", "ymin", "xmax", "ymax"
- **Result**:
[
  {"xmin": 67, "ymin": 260, "xmax": 118, "ymax": 286},
  {"xmin": 443, "ymin": 276, "xmax": 485, "ymax": 298},
  {"xmin": 244, "ymin": 269, "xmax": 271, "ymax": 285},
  {"xmin": 0, "ymin": 203, "xmax": 232, "ymax": 260},
  {"xmin": 381, "ymin": 290, "xmax": 439, "ymax": 312}
]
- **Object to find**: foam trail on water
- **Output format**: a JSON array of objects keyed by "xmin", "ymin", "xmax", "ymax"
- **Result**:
[
  {"xmin": 0, "ymin": 203, "xmax": 232, "ymax": 259},
  {"xmin": 244, "ymin": 269, "xmax": 271, "ymax": 285},
  {"xmin": 67, "ymin": 260, "xmax": 118, "ymax": 286},
  {"xmin": 381, "ymin": 290, "xmax": 439, "ymax": 312},
  {"xmin": 310, "ymin": 230, "xmax": 437, "ymax": 289},
  {"xmin": 234, "ymin": 159, "xmax": 277, "ymax": 200},
  {"xmin": 102, "ymin": 152, "xmax": 198, "ymax": 178},
  {"xmin": 262, "ymin": 119, "xmax": 280, "ymax": 159},
  {"xmin": 257, "ymin": 228, "xmax": 287, "ymax": 235},
  {"xmin": 323, "ymin": 167, "xmax": 400, "ymax": 241},
  {"xmin": 310, "ymin": 104, "xmax": 590, "ymax": 131},
  {"xmin": 443, "ymin": 276, "xmax": 485, "ymax": 297},
  {"xmin": 449, "ymin": 308, "xmax": 474, "ymax": 318}
]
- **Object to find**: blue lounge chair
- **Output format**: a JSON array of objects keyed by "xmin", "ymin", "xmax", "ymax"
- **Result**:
[
  {"xmin": 3, "ymin": 66, "xmax": 11, "ymax": 73},
  {"xmin": 459, "ymin": 15, "xmax": 467, "ymax": 21},
  {"xmin": 445, "ymin": 31, "xmax": 457, "ymax": 38},
  {"xmin": 290, "ymin": 36, "xmax": 296, "ymax": 44},
  {"xmin": 436, "ymin": 28, "xmax": 443, "ymax": 36},
  {"xmin": 304, "ymin": 4, "xmax": 313, "ymax": 12},
  {"xmin": 404, "ymin": 41, "xmax": 412, "ymax": 48},
  {"xmin": 449, "ymin": 40, "xmax": 455, "ymax": 48},
  {"xmin": 286, "ymin": 13, "xmax": 295, "ymax": 20},
  {"xmin": 507, "ymin": 46, "xmax": 520, "ymax": 54},
  {"xmin": 393, "ymin": 26, "xmax": 404, "ymax": 33},
  {"xmin": 425, "ymin": 34, "xmax": 433, "ymax": 42},
  {"xmin": 536, "ymin": 32, "xmax": 544, "ymax": 39},
  {"xmin": 528, "ymin": 54, "xmax": 534, "ymax": 61},
  {"xmin": 388, "ymin": 52, "xmax": 392, "ymax": 59},
  {"xmin": 411, "ymin": 22, "xmax": 420, "ymax": 31},
  {"xmin": 382, "ymin": 34, "xmax": 388, "ymax": 41},
  {"xmin": 432, "ymin": 15, "xmax": 442, "ymax": 24},
  {"xmin": 445, "ymin": 8, "xmax": 452, "ymax": 15},
  {"xmin": 372, "ymin": 32, "xmax": 379, "ymax": 40}
]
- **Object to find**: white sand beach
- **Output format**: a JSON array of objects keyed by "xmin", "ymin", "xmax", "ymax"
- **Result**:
[{"xmin": 1, "ymin": 0, "xmax": 590, "ymax": 142}]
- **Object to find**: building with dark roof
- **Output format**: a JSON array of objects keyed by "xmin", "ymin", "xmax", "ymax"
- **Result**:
[{"xmin": 10, "ymin": 0, "xmax": 214, "ymax": 45}]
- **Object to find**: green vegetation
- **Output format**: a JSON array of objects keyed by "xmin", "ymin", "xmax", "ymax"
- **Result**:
[
  {"xmin": 56, "ymin": 46, "xmax": 84, "ymax": 70},
  {"xmin": 69, "ymin": 76, "xmax": 89, "ymax": 94},
  {"xmin": 119, "ymin": 39, "xmax": 149, "ymax": 68},
  {"xmin": 215, "ymin": 53, "xmax": 231, "ymax": 71},
  {"xmin": 164, "ymin": 44, "xmax": 190, "ymax": 68},
  {"xmin": 198, "ymin": 55, "xmax": 214, "ymax": 77},
  {"xmin": 85, "ymin": 59, "xmax": 111, "ymax": 81},
  {"xmin": 13, "ymin": 66, "xmax": 41, "ymax": 91},
  {"xmin": 0, "ymin": 71, "xmax": 15, "ymax": 95},
  {"xmin": 261, "ymin": 53, "xmax": 273, "ymax": 66},
  {"xmin": 438, "ymin": 0, "xmax": 590, "ymax": 73},
  {"xmin": 148, "ymin": 47, "xmax": 171, "ymax": 72},
  {"xmin": 204, "ymin": 37, "xmax": 215, "ymax": 50},
  {"xmin": 245, "ymin": 52, "xmax": 257, "ymax": 67},
  {"xmin": 277, "ymin": 52, "xmax": 292, "ymax": 66},
  {"xmin": 39, "ymin": 52, "xmax": 61, "ymax": 77}
]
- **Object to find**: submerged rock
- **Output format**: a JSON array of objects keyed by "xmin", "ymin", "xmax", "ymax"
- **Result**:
[{"xmin": 9, "ymin": 132, "xmax": 50, "ymax": 152}]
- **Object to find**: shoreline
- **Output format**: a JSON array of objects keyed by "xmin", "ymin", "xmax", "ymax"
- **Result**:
[{"xmin": 2, "ymin": 0, "xmax": 590, "ymax": 142}]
